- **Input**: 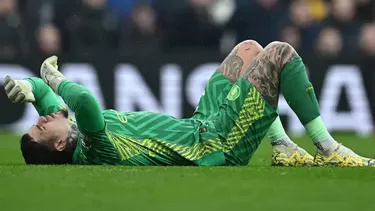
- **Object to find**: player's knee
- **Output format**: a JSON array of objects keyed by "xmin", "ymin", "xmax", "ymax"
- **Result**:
[
  {"xmin": 236, "ymin": 40, "xmax": 263, "ymax": 55},
  {"xmin": 264, "ymin": 41, "xmax": 294, "ymax": 52},
  {"xmin": 233, "ymin": 40, "xmax": 263, "ymax": 65},
  {"xmin": 264, "ymin": 41, "xmax": 297, "ymax": 68}
]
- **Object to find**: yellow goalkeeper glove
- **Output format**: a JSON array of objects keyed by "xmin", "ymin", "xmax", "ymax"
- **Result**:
[
  {"xmin": 40, "ymin": 55, "xmax": 65, "ymax": 93},
  {"xmin": 4, "ymin": 76, "xmax": 35, "ymax": 103}
]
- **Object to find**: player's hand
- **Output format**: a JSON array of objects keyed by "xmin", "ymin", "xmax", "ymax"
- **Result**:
[
  {"xmin": 3, "ymin": 75, "xmax": 35, "ymax": 103},
  {"xmin": 40, "ymin": 55, "xmax": 65, "ymax": 93}
]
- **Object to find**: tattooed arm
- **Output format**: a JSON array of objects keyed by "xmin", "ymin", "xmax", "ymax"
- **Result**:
[{"xmin": 240, "ymin": 41, "xmax": 299, "ymax": 108}]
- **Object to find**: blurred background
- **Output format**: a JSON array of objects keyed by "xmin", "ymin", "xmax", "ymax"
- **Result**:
[
  {"xmin": 0, "ymin": 0, "xmax": 374, "ymax": 135},
  {"xmin": 1, "ymin": 0, "xmax": 375, "ymax": 57}
]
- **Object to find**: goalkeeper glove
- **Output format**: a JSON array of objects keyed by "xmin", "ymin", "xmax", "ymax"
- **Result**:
[
  {"xmin": 40, "ymin": 55, "xmax": 65, "ymax": 93},
  {"xmin": 4, "ymin": 76, "xmax": 35, "ymax": 103}
]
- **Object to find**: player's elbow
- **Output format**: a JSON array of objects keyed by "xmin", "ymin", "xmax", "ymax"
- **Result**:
[
  {"xmin": 74, "ymin": 90, "xmax": 97, "ymax": 107},
  {"xmin": 78, "ymin": 91, "xmax": 94, "ymax": 101}
]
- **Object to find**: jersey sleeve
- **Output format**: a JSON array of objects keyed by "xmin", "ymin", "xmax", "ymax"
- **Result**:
[
  {"xmin": 24, "ymin": 77, "xmax": 65, "ymax": 116},
  {"xmin": 57, "ymin": 80, "xmax": 105, "ymax": 134}
]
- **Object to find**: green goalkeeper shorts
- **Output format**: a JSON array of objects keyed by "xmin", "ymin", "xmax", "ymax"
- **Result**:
[{"xmin": 192, "ymin": 72, "xmax": 278, "ymax": 166}]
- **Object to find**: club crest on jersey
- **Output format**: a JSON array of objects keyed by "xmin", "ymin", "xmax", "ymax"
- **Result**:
[{"xmin": 227, "ymin": 85, "xmax": 240, "ymax": 101}]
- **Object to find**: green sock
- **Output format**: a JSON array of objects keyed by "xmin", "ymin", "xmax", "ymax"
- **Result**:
[
  {"xmin": 266, "ymin": 116, "xmax": 293, "ymax": 146},
  {"xmin": 304, "ymin": 116, "xmax": 333, "ymax": 144},
  {"xmin": 280, "ymin": 57, "xmax": 334, "ymax": 148}
]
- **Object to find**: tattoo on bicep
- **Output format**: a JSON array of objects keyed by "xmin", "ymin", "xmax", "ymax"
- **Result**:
[
  {"xmin": 241, "ymin": 42, "xmax": 298, "ymax": 108},
  {"xmin": 216, "ymin": 47, "xmax": 244, "ymax": 83}
]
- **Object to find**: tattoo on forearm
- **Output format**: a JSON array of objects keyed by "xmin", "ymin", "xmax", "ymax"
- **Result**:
[
  {"xmin": 241, "ymin": 42, "xmax": 298, "ymax": 108},
  {"xmin": 216, "ymin": 46, "xmax": 244, "ymax": 83}
]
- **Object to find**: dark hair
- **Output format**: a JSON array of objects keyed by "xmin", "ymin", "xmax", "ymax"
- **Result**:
[{"xmin": 20, "ymin": 130, "xmax": 77, "ymax": 165}]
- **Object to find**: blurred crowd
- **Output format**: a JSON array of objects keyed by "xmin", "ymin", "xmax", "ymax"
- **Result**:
[{"xmin": 1, "ymin": 0, "xmax": 375, "ymax": 60}]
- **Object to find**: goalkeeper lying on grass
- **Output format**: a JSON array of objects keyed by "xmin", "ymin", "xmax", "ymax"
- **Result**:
[{"xmin": 4, "ymin": 40, "xmax": 374, "ymax": 166}]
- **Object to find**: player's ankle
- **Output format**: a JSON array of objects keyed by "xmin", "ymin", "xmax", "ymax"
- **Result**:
[
  {"xmin": 314, "ymin": 139, "xmax": 338, "ymax": 154},
  {"xmin": 270, "ymin": 137, "xmax": 295, "ymax": 147}
]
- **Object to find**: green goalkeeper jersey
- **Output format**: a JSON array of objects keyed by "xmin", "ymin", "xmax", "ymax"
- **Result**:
[{"xmin": 25, "ymin": 77, "xmax": 226, "ymax": 166}]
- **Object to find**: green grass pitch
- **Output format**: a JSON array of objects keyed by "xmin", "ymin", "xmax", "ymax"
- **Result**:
[{"xmin": 1, "ymin": 133, "xmax": 375, "ymax": 211}]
